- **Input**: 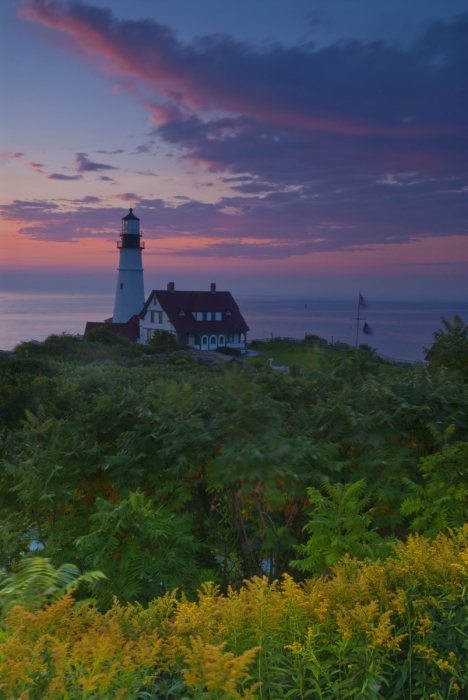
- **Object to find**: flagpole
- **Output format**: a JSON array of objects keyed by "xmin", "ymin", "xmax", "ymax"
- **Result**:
[{"xmin": 355, "ymin": 291, "xmax": 361, "ymax": 347}]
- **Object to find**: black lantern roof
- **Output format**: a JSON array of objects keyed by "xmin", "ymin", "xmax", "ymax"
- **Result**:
[{"xmin": 122, "ymin": 208, "xmax": 140, "ymax": 221}]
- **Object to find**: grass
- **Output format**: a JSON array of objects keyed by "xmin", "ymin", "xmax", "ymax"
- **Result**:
[{"xmin": 245, "ymin": 341, "xmax": 318, "ymax": 368}]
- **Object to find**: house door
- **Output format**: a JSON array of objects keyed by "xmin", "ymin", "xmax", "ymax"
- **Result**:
[
  {"xmin": 201, "ymin": 335, "xmax": 208, "ymax": 349},
  {"xmin": 209, "ymin": 335, "xmax": 217, "ymax": 350}
]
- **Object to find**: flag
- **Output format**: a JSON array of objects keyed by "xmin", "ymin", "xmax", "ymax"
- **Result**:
[
  {"xmin": 359, "ymin": 293, "xmax": 368, "ymax": 309},
  {"xmin": 363, "ymin": 322, "xmax": 373, "ymax": 335}
]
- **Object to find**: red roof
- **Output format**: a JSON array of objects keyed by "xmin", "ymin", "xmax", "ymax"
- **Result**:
[
  {"xmin": 85, "ymin": 316, "xmax": 139, "ymax": 342},
  {"xmin": 141, "ymin": 290, "xmax": 249, "ymax": 334}
]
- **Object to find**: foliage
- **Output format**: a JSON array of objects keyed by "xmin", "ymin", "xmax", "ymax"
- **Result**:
[
  {"xmin": 402, "ymin": 437, "xmax": 468, "ymax": 536},
  {"xmin": 304, "ymin": 333, "xmax": 328, "ymax": 346},
  {"xmin": 145, "ymin": 329, "xmax": 186, "ymax": 354},
  {"xmin": 1, "ymin": 320, "xmax": 468, "ymax": 607},
  {"xmin": 85, "ymin": 324, "xmax": 134, "ymax": 346},
  {"xmin": 3, "ymin": 529, "xmax": 468, "ymax": 698},
  {"xmin": 291, "ymin": 480, "xmax": 381, "ymax": 574},
  {"xmin": 0, "ymin": 557, "xmax": 105, "ymax": 620},
  {"xmin": 426, "ymin": 315, "xmax": 468, "ymax": 372},
  {"xmin": 75, "ymin": 492, "xmax": 202, "ymax": 608},
  {"xmin": 13, "ymin": 331, "xmax": 141, "ymax": 363}
]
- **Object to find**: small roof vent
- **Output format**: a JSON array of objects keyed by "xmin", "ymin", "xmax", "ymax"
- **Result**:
[{"xmin": 167, "ymin": 282, "xmax": 175, "ymax": 292}]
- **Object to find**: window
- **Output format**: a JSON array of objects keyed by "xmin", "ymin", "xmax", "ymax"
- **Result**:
[
  {"xmin": 120, "ymin": 283, "xmax": 123, "ymax": 289},
  {"xmin": 226, "ymin": 311, "xmax": 232, "ymax": 316},
  {"xmin": 203, "ymin": 312, "xmax": 208, "ymax": 321},
  {"xmin": 151, "ymin": 311, "xmax": 163, "ymax": 324},
  {"xmin": 215, "ymin": 312, "xmax": 222, "ymax": 321},
  {"xmin": 219, "ymin": 335, "xmax": 225, "ymax": 346},
  {"xmin": 201, "ymin": 335, "xmax": 208, "ymax": 347},
  {"xmin": 228, "ymin": 333, "xmax": 234, "ymax": 342},
  {"xmin": 179, "ymin": 311, "xmax": 185, "ymax": 316}
]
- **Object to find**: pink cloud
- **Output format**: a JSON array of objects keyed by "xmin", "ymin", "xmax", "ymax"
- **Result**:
[
  {"xmin": 26, "ymin": 161, "xmax": 45, "ymax": 169},
  {"xmin": 1, "ymin": 151, "xmax": 25, "ymax": 159},
  {"xmin": 20, "ymin": 1, "xmax": 463, "ymax": 140},
  {"xmin": 115, "ymin": 193, "xmax": 141, "ymax": 201}
]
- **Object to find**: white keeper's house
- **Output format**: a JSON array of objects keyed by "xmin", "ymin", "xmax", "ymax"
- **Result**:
[
  {"xmin": 140, "ymin": 282, "xmax": 249, "ymax": 352},
  {"xmin": 85, "ymin": 208, "xmax": 249, "ymax": 353}
]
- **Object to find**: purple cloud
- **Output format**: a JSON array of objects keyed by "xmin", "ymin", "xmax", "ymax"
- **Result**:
[
  {"xmin": 75, "ymin": 152, "xmax": 118, "ymax": 172},
  {"xmin": 47, "ymin": 172, "xmax": 82, "ymax": 180},
  {"xmin": 96, "ymin": 149, "xmax": 124, "ymax": 154},
  {"xmin": 1, "ymin": 151, "xmax": 25, "ymax": 159},
  {"xmin": 14, "ymin": 3, "xmax": 468, "ymax": 258}
]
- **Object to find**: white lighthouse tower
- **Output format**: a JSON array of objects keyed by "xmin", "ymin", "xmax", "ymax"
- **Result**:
[{"xmin": 112, "ymin": 208, "xmax": 145, "ymax": 323}]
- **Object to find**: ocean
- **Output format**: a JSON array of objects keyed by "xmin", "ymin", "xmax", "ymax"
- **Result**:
[{"xmin": 0, "ymin": 292, "xmax": 466, "ymax": 362}]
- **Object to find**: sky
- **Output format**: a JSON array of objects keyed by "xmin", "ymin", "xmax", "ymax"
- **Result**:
[{"xmin": 0, "ymin": 0, "xmax": 467, "ymax": 299}]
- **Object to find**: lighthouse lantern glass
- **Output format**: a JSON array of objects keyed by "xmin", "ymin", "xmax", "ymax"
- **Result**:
[{"xmin": 122, "ymin": 219, "xmax": 140, "ymax": 235}]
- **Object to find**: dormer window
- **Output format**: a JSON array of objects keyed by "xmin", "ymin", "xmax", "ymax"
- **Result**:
[
  {"xmin": 179, "ymin": 311, "xmax": 185, "ymax": 316},
  {"xmin": 226, "ymin": 311, "xmax": 232, "ymax": 316}
]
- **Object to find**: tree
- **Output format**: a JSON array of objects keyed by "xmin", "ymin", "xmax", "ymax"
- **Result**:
[
  {"xmin": 426, "ymin": 315, "xmax": 468, "ymax": 372},
  {"xmin": 291, "ymin": 480, "xmax": 380, "ymax": 574}
]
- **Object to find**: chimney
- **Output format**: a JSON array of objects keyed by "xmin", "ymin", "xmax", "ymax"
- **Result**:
[
  {"xmin": 167, "ymin": 282, "xmax": 175, "ymax": 292},
  {"xmin": 210, "ymin": 282, "xmax": 216, "ymax": 293}
]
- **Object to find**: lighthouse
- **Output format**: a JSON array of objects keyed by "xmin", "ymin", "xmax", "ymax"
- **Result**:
[{"xmin": 112, "ymin": 208, "xmax": 145, "ymax": 323}]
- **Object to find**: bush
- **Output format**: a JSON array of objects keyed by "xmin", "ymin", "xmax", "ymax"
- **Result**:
[
  {"xmin": 85, "ymin": 325, "xmax": 132, "ymax": 346},
  {"xmin": 304, "ymin": 333, "xmax": 328, "ymax": 347},
  {"xmin": 3, "ymin": 529, "xmax": 468, "ymax": 698},
  {"xmin": 146, "ymin": 330, "xmax": 186, "ymax": 354}
]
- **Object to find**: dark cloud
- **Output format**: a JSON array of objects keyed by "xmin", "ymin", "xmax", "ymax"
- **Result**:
[
  {"xmin": 132, "ymin": 142, "xmax": 154, "ymax": 154},
  {"xmin": 99, "ymin": 175, "xmax": 115, "ymax": 181},
  {"xmin": 16, "ymin": 3, "xmax": 468, "ymax": 257},
  {"xmin": 96, "ymin": 149, "xmax": 124, "ymax": 154},
  {"xmin": 75, "ymin": 152, "xmax": 118, "ymax": 172},
  {"xmin": 47, "ymin": 172, "xmax": 83, "ymax": 180}
]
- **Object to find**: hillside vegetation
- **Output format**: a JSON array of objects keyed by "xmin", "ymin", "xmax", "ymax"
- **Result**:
[{"xmin": 0, "ymin": 317, "xmax": 467, "ymax": 698}]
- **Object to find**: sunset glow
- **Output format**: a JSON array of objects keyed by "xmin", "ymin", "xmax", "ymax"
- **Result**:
[{"xmin": 1, "ymin": 0, "xmax": 467, "ymax": 298}]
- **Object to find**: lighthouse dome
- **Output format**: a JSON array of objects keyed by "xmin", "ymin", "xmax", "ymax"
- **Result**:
[
  {"xmin": 122, "ymin": 208, "xmax": 140, "ymax": 221},
  {"xmin": 121, "ymin": 208, "xmax": 140, "ymax": 236}
]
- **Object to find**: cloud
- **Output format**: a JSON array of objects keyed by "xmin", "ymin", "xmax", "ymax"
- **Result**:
[
  {"xmin": 20, "ymin": 2, "xmax": 468, "ymax": 138},
  {"xmin": 99, "ymin": 175, "xmax": 115, "ymax": 181},
  {"xmin": 47, "ymin": 172, "xmax": 82, "ymax": 180},
  {"xmin": 25, "ymin": 161, "xmax": 46, "ymax": 173},
  {"xmin": 2, "ymin": 183, "xmax": 466, "ymax": 261},
  {"xmin": 135, "ymin": 169, "xmax": 159, "ymax": 177},
  {"xmin": 1, "ymin": 151, "xmax": 25, "ymax": 159},
  {"xmin": 15, "ymin": 3, "xmax": 468, "ymax": 257},
  {"xmin": 74, "ymin": 152, "xmax": 118, "ymax": 172},
  {"xmin": 96, "ymin": 149, "xmax": 124, "ymax": 154},
  {"xmin": 132, "ymin": 143, "xmax": 152, "ymax": 154},
  {"xmin": 115, "ymin": 193, "xmax": 140, "ymax": 202}
]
